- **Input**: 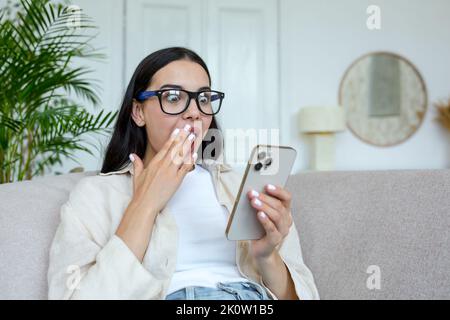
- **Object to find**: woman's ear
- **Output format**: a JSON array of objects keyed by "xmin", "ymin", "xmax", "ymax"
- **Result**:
[{"xmin": 131, "ymin": 99, "xmax": 146, "ymax": 127}]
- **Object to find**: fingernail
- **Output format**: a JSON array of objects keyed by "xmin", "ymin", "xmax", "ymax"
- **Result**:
[
  {"xmin": 172, "ymin": 128, "xmax": 180, "ymax": 136},
  {"xmin": 258, "ymin": 211, "xmax": 267, "ymax": 219},
  {"xmin": 129, "ymin": 154, "xmax": 135, "ymax": 162},
  {"xmin": 254, "ymin": 198, "xmax": 262, "ymax": 207},
  {"xmin": 193, "ymin": 152, "xmax": 198, "ymax": 161},
  {"xmin": 183, "ymin": 124, "xmax": 191, "ymax": 132},
  {"xmin": 267, "ymin": 184, "xmax": 276, "ymax": 191},
  {"xmin": 250, "ymin": 190, "xmax": 259, "ymax": 197},
  {"xmin": 188, "ymin": 133, "xmax": 195, "ymax": 141}
]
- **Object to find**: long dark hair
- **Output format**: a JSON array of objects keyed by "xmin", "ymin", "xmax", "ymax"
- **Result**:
[{"xmin": 101, "ymin": 47, "xmax": 223, "ymax": 174}]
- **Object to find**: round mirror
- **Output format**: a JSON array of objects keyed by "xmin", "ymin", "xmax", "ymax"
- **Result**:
[{"xmin": 339, "ymin": 52, "xmax": 427, "ymax": 147}]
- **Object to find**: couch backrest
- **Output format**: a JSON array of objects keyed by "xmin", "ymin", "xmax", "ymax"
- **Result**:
[
  {"xmin": 1, "ymin": 169, "xmax": 449, "ymax": 299},
  {"xmin": 0, "ymin": 171, "xmax": 96, "ymax": 299},
  {"xmin": 286, "ymin": 169, "xmax": 450, "ymax": 299}
]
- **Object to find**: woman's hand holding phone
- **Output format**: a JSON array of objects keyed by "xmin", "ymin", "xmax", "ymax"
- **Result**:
[
  {"xmin": 247, "ymin": 184, "xmax": 300, "ymax": 300},
  {"xmin": 246, "ymin": 184, "xmax": 293, "ymax": 261}
]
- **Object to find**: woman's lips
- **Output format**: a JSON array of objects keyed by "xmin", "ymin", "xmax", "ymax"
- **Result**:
[
  {"xmin": 181, "ymin": 124, "xmax": 201, "ymax": 155},
  {"xmin": 188, "ymin": 126, "xmax": 198, "ymax": 154},
  {"xmin": 190, "ymin": 126, "xmax": 202, "ymax": 137},
  {"xmin": 191, "ymin": 133, "xmax": 200, "ymax": 154}
]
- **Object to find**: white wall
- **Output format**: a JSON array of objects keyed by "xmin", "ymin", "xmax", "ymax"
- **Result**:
[
  {"xmin": 46, "ymin": 0, "xmax": 450, "ymax": 174},
  {"xmin": 280, "ymin": 0, "xmax": 450, "ymax": 173}
]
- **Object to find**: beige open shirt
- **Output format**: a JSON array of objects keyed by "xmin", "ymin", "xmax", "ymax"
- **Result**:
[{"xmin": 47, "ymin": 159, "xmax": 320, "ymax": 300}]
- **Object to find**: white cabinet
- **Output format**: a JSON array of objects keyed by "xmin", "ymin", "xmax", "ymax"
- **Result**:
[{"xmin": 125, "ymin": 0, "xmax": 205, "ymax": 80}]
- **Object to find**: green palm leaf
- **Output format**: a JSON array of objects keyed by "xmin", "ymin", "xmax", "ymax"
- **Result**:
[{"xmin": 0, "ymin": 0, "xmax": 118, "ymax": 183}]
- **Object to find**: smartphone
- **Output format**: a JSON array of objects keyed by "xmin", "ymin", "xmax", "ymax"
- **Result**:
[{"xmin": 225, "ymin": 144, "xmax": 297, "ymax": 241}]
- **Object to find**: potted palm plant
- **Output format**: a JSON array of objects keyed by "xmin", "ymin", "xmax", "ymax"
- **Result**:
[{"xmin": 0, "ymin": 0, "xmax": 117, "ymax": 183}]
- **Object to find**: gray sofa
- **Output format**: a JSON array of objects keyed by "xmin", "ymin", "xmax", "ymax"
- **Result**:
[{"xmin": 1, "ymin": 169, "xmax": 449, "ymax": 299}]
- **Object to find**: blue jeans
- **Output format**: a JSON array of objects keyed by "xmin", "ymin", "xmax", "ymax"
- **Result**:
[{"xmin": 165, "ymin": 281, "xmax": 273, "ymax": 300}]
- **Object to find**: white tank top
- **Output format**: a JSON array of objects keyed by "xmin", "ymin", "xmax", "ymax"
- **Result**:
[{"xmin": 165, "ymin": 164, "xmax": 248, "ymax": 295}]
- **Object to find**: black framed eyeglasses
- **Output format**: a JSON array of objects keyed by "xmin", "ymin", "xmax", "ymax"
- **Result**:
[{"xmin": 136, "ymin": 88, "xmax": 225, "ymax": 115}]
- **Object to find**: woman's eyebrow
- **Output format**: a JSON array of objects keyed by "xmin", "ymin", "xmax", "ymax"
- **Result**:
[
  {"xmin": 159, "ymin": 84, "xmax": 211, "ymax": 91},
  {"xmin": 160, "ymin": 84, "xmax": 182, "ymax": 89}
]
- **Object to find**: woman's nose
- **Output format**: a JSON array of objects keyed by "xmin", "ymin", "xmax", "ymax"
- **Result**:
[{"xmin": 183, "ymin": 98, "xmax": 201, "ymax": 119}]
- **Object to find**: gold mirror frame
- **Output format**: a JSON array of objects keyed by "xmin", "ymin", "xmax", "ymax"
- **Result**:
[{"xmin": 338, "ymin": 51, "xmax": 428, "ymax": 147}]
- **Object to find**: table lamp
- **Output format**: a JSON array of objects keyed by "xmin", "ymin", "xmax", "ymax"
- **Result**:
[{"xmin": 298, "ymin": 106, "xmax": 346, "ymax": 170}]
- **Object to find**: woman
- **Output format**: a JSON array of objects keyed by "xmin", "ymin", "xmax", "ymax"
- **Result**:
[{"xmin": 47, "ymin": 47, "xmax": 319, "ymax": 300}]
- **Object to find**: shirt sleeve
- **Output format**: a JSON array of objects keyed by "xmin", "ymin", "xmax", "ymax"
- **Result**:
[
  {"xmin": 276, "ymin": 220, "xmax": 320, "ymax": 300},
  {"xmin": 47, "ymin": 178, "xmax": 163, "ymax": 300}
]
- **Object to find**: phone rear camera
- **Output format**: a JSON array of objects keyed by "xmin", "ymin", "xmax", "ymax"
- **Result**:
[
  {"xmin": 264, "ymin": 158, "xmax": 272, "ymax": 167},
  {"xmin": 254, "ymin": 162, "xmax": 263, "ymax": 171},
  {"xmin": 257, "ymin": 151, "xmax": 266, "ymax": 160}
]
